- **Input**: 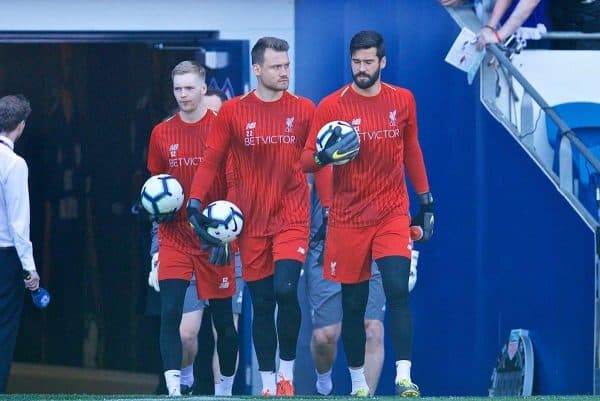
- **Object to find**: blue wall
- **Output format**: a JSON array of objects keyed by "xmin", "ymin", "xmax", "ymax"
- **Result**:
[{"xmin": 295, "ymin": 0, "xmax": 595, "ymax": 396}]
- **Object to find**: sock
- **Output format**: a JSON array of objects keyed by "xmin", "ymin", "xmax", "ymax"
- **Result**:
[
  {"xmin": 180, "ymin": 364, "xmax": 194, "ymax": 387},
  {"xmin": 260, "ymin": 371, "xmax": 277, "ymax": 395},
  {"xmin": 278, "ymin": 358, "xmax": 294, "ymax": 380},
  {"xmin": 215, "ymin": 374, "xmax": 235, "ymax": 396},
  {"xmin": 164, "ymin": 369, "xmax": 181, "ymax": 396},
  {"xmin": 395, "ymin": 360, "xmax": 412, "ymax": 383},
  {"xmin": 315, "ymin": 368, "xmax": 333, "ymax": 395},
  {"xmin": 348, "ymin": 366, "xmax": 368, "ymax": 394}
]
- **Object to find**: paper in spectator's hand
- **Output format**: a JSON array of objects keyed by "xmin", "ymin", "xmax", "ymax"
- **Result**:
[{"xmin": 444, "ymin": 27, "xmax": 485, "ymax": 84}]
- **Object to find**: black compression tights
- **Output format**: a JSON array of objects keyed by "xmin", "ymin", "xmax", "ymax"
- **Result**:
[
  {"xmin": 376, "ymin": 255, "xmax": 412, "ymax": 361},
  {"xmin": 246, "ymin": 259, "xmax": 302, "ymax": 371},
  {"xmin": 341, "ymin": 280, "xmax": 369, "ymax": 368},
  {"xmin": 274, "ymin": 259, "xmax": 302, "ymax": 361},
  {"xmin": 159, "ymin": 279, "xmax": 188, "ymax": 371},
  {"xmin": 210, "ymin": 297, "xmax": 239, "ymax": 377}
]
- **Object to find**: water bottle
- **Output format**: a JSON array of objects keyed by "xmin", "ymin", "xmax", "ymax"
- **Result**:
[{"xmin": 22, "ymin": 271, "xmax": 51, "ymax": 309}]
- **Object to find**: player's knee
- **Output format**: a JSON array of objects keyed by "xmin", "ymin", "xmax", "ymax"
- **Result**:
[
  {"xmin": 274, "ymin": 259, "xmax": 301, "ymax": 303},
  {"xmin": 161, "ymin": 301, "xmax": 182, "ymax": 327},
  {"xmin": 274, "ymin": 282, "xmax": 298, "ymax": 304},
  {"xmin": 159, "ymin": 280, "xmax": 187, "ymax": 324},
  {"xmin": 377, "ymin": 256, "xmax": 410, "ymax": 306},
  {"xmin": 180, "ymin": 327, "xmax": 197, "ymax": 348},
  {"xmin": 211, "ymin": 311, "xmax": 237, "ymax": 340},
  {"xmin": 312, "ymin": 325, "xmax": 340, "ymax": 348},
  {"xmin": 364, "ymin": 320, "xmax": 384, "ymax": 346}
]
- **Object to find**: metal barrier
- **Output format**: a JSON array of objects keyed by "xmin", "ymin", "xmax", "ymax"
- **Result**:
[{"xmin": 445, "ymin": 4, "xmax": 600, "ymax": 394}]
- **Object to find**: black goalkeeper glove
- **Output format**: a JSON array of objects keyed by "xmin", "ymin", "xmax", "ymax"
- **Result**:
[
  {"xmin": 187, "ymin": 198, "xmax": 231, "ymax": 266},
  {"xmin": 410, "ymin": 192, "xmax": 434, "ymax": 243},
  {"xmin": 314, "ymin": 126, "xmax": 360, "ymax": 166},
  {"xmin": 186, "ymin": 198, "xmax": 222, "ymax": 249},
  {"xmin": 309, "ymin": 207, "xmax": 328, "ymax": 264},
  {"xmin": 131, "ymin": 201, "xmax": 177, "ymax": 223},
  {"xmin": 209, "ymin": 242, "xmax": 231, "ymax": 266}
]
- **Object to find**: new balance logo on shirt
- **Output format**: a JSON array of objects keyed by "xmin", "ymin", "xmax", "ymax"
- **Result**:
[
  {"xmin": 169, "ymin": 143, "xmax": 179, "ymax": 157},
  {"xmin": 243, "ymin": 118, "xmax": 298, "ymax": 146}
]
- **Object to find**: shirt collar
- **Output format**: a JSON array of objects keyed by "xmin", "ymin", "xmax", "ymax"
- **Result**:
[{"xmin": 0, "ymin": 135, "xmax": 14, "ymax": 150}]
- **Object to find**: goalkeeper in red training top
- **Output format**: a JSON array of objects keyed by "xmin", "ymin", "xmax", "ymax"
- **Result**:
[
  {"xmin": 143, "ymin": 61, "xmax": 238, "ymax": 397},
  {"xmin": 300, "ymin": 30, "xmax": 434, "ymax": 398},
  {"xmin": 188, "ymin": 37, "xmax": 315, "ymax": 396}
]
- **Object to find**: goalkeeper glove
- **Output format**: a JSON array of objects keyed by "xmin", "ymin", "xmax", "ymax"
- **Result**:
[
  {"xmin": 187, "ymin": 198, "xmax": 232, "ymax": 266},
  {"xmin": 314, "ymin": 126, "xmax": 360, "ymax": 165},
  {"xmin": 209, "ymin": 242, "xmax": 231, "ymax": 266},
  {"xmin": 309, "ymin": 207, "xmax": 328, "ymax": 264},
  {"xmin": 148, "ymin": 252, "xmax": 160, "ymax": 292},
  {"xmin": 410, "ymin": 192, "xmax": 434, "ymax": 243},
  {"xmin": 131, "ymin": 201, "xmax": 177, "ymax": 223},
  {"xmin": 187, "ymin": 198, "xmax": 222, "ymax": 247}
]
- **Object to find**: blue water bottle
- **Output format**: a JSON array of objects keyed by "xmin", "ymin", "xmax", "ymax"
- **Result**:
[{"xmin": 22, "ymin": 271, "xmax": 51, "ymax": 309}]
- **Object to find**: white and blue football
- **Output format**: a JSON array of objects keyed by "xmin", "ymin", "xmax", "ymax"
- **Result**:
[
  {"xmin": 140, "ymin": 174, "xmax": 184, "ymax": 216},
  {"xmin": 202, "ymin": 200, "xmax": 244, "ymax": 243}
]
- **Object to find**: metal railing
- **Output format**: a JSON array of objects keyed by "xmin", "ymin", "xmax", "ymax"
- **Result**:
[
  {"xmin": 445, "ymin": 5, "xmax": 600, "ymax": 395},
  {"xmin": 446, "ymin": 6, "xmax": 600, "ymax": 230}
]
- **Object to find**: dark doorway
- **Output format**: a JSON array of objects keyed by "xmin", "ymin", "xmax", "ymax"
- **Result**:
[{"xmin": 1, "ymin": 37, "xmax": 207, "ymax": 374}]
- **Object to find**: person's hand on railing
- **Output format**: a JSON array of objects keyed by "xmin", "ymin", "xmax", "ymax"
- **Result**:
[{"xmin": 476, "ymin": 25, "xmax": 502, "ymax": 51}]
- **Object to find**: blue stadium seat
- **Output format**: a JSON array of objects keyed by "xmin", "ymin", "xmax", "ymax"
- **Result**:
[{"xmin": 546, "ymin": 102, "xmax": 600, "ymax": 216}]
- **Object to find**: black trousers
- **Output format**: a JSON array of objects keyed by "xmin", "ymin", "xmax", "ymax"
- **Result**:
[{"xmin": 0, "ymin": 247, "xmax": 25, "ymax": 393}]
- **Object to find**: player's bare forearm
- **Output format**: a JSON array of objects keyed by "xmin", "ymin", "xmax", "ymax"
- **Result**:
[
  {"xmin": 497, "ymin": 0, "xmax": 541, "ymax": 40},
  {"xmin": 486, "ymin": 0, "xmax": 512, "ymax": 29}
]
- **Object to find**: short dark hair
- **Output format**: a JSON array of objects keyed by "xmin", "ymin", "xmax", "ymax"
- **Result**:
[
  {"xmin": 0, "ymin": 94, "xmax": 31, "ymax": 133},
  {"xmin": 205, "ymin": 88, "xmax": 228, "ymax": 103},
  {"xmin": 350, "ymin": 30, "xmax": 385, "ymax": 59},
  {"xmin": 251, "ymin": 37, "xmax": 289, "ymax": 65}
]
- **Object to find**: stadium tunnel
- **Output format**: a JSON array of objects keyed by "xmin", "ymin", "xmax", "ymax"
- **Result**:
[{"xmin": 1, "ymin": 31, "xmax": 251, "ymax": 394}]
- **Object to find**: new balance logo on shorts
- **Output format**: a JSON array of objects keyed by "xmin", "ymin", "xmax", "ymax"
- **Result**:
[{"xmin": 297, "ymin": 246, "xmax": 305, "ymax": 255}]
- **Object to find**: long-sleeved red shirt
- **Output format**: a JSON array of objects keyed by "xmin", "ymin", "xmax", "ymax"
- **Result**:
[
  {"xmin": 147, "ymin": 111, "xmax": 227, "ymax": 254},
  {"xmin": 191, "ymin": 90, "xmax": 315, "ymax": 236},
  {"xmin": 301, "ymin": 83, "xmax": 430, "ymax": 228}
]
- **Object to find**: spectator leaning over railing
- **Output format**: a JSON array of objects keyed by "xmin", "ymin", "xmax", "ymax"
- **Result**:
[{"xmin": 474, "ymin": 0, "xmax": 542, "ymax": 50}]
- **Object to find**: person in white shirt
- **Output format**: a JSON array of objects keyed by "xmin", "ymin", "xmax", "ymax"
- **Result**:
[{"xmin": 0, "ymin": 94, "xmax": 40, "ymax": 393}]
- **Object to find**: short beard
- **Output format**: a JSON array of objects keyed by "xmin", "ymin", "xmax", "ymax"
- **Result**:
[
  {"xmin": 262, "ymin": 80, "xmax": 289, "ymax": 92},
  {"xmin": 352, "ymin": 67, "xmax": 380, "ymax": 90}
]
